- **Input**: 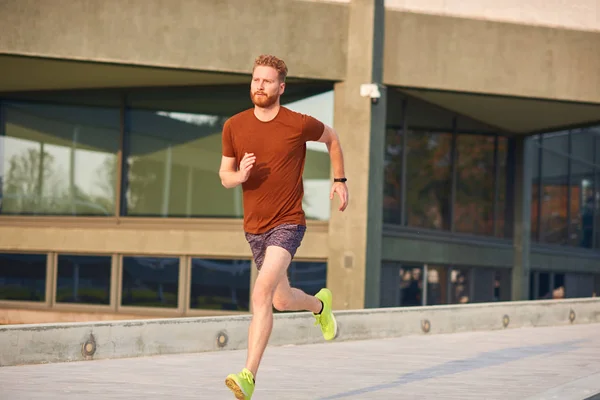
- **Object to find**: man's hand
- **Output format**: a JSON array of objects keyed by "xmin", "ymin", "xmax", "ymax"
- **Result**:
[
  {"xmin": 239, "ymin": 152, "xmax": 256, "ymax": 183},
  {"xmin": 330, "ymin": 182, "xmax": 349, "ymax": 211}
]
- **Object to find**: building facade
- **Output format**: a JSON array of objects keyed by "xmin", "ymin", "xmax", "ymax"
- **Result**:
[{"xmin": 0, "ymin": 0, "xmax": 599, "ymax": 324}]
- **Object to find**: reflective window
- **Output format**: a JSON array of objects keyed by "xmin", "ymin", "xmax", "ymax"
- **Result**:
[
  {"xmin": 596, "ymin": 174, "xmax": 600, "ymax": 249},
  {"xmin": 531, "ymin": 127, "xmax": 600, "ymax": 249},
  {"xmin": 449, "ymin": 267, "xmax": 471, "ymax": 304},
  {"xmin": 406, "ymin": 131, "xmax": 453, "ymax": 230},
  {"xmin": 380, "ymin": 262, "xmax": 423, "ymax": 307},
  {"xmin": 383, "ymin": 128, "xmax": 403, "ymax": 224},
  {"xmin": 397, "ymin": 265, "xmax": 424, "ymax": 306},
  {"xmin": 570, "ymin": 161, "xmax": 595, "ymax": 248},
  {"xmin": 189, "ymin": 258, "xmax": 250, "ymax": 311},
  {"xmin": 470, "ymin": 267, "xmax": 502, "ymax": 303},
  {"xmin": 454, "ymin": 135, "xmax": 495, "ymax": 235},
  {"xmin": 383, "ymin": 93, "xmax": 509, "ymax": 237},
  {"xmin": 0, "ymin": 253, "xmax": 46, "ymax": 301},
  {"xmin": 288, "ymin": 261, "xmax": 327, "ymax": 296},
  {"xmin": 56, "ymin": 255, "xmax": 111, "ymax": 305},
  {"xmin": 529, "ymin": 271, "xmax": 566, "ymax": 300},
  {"xmin": 495, "ymin": 138, "xmax": 509, "ymax": 238},
  {"xmin": 571, "ymin": 129, "xmax": 596, "ymax": 164},
  {"xmin": 540, "ymin": 150, "xmax": 569, "ymax": 244},
  {"xmin": 530, "ymin": 140, "xmax": 541, "ymax": 241},
  {"xmin": 121, "ymin": 256, "xmax": 179, "ymax": 308},
  {"xmin": 425, "ymin": 265, "xmax": 447, "ymax": 306},
  {"xmin": 1, "ymin": 101, "xmax": 119, "ymax": 215},
  {"xmin": 124, "ymin": 110, "xmax": 239, "ymax": 218}
]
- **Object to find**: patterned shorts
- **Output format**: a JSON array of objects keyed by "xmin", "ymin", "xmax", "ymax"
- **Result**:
[{"xmin": 244, "ymin": 224, "xmax": 306, "ymax": 270}]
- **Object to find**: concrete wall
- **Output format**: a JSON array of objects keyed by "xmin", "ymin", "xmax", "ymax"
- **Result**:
[
  {"xmin": 0, "ymin": 0, "xmax": 348, "ymax": 80},
  {"xmin": 383, "ymin": 10, "xmax": 600, "ymax": 104},
  {"xmin": 0, "ymin": 219, "xmax": 329, "ymax": 259},
  {"xmin": 385, "ymin": 0, "xmax": 600, "ymax": 32},
  {"xmin": 1, "ymin": 298, "xmax": 598, "ymax": 367}
]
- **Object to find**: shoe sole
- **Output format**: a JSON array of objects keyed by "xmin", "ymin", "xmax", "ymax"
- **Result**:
[
  {"xmin": 225, "ymin": 377, "xmax": 246, "ymax": 399},
  {"xmin": 331, "ymin": 312, "xmax": 339, "ymax": 340}
]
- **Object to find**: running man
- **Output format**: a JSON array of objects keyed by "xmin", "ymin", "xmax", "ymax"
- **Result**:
[{"xmin": 219, "ymin": 54, "xmax": 349, "ymax": 399}]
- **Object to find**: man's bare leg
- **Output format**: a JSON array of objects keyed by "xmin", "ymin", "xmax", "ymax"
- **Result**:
[
  {"xmin": 245, "ymin": 245, "xmax": 291, "ymax": 378},
  {"xmin": 272, "ymin": 274, "xmax": 322, "ymax": 313}
]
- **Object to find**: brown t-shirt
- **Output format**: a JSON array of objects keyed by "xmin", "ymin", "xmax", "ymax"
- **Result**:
[{"xmin": 221, "ymin": 107, "xmax": 325, "ymax": 234}]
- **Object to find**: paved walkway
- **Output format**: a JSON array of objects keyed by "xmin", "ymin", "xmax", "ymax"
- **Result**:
[{"xmin": 1, "ymin": 323, "xmax": 600, "ymax": 400}]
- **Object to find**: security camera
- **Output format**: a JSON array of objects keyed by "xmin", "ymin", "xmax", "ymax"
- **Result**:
[{"xmin": 360, "ymin": 83, "xmax": 381, "ymax": 99}]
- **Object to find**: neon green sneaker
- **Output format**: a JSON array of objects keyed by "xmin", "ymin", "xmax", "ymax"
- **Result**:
[
  {"xmin": 314, "ymin": 288, "xmax": 338, "ymax": 340},
  {"xmin": 225, "ymin": 368, "xmax": 255, "ymax": 399}
]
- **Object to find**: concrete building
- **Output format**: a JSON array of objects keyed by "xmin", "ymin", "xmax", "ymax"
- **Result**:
[{"xmin": 0, "ymin": 0, "xmax": 599, "ymax": 324}]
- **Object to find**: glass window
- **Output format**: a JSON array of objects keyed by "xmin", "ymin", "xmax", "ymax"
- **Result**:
[
  {"xmin": 189, "ymin": 258, "xmax": 250, "ymax": 311},
  {"xmin": 56, "ymin": 255, "xmax": 111, "ymax": 305},
  {"xmin": 449, "ymin": 267, "xmax": 471, "ymax": 304},
  {"xmin": 425, "ymin": 265, "xmax": 448, "ymax": 306},
  {"xmin": 380, "ymin": 262, "xmax": 423, "ymax": 307},
  {"xmin": 406, "ymin": 130, "xmax": 453, "ymax": 230},
  {"xmin": 571, "ymin": 128, "xmax": 596, "ymax": 164},
  {"xmin": 493, "ymin": 269, "xmax": 511, "ymax": 301},
  {"xmin": 570, "ymin": 161, "xmax": 595, "ymax": 248},
  {"xmin": 542, "ymin": 132, "xmax": 569, "ymax": 154},
  {"xmin": 0, "ymin": 253, "xmax": 46, "ymax": 301},
  {"xmin": 540, "ymin": 150, "xmax": 569, "ymax": 244},
  {"xmin": 470, "ymin": 267, "xmax": 499, "ymax": 303},
  {"xmin": 595, "ymin": 172, "xmax": 600, "ymax": 249},
  {"xmin": 288, "ymin": 261, "xmax": 327, "ymax": 296},
  {"xmin": 596, "ymin": 133, "xmax": 600, "ymax": 164},
  {"xmin": 121, "ymin": 256, "xmax": 179, "ymax": 308},
  {"xmin": 285, "ymin": 91, "xmax": 333, "ymax": 221},
  {"xmin": 400, "ymin": 265, "xmax": 424, "ymax": 306},
  {"xmin": 454, "ymin": 135, "xmax": 495, "ymax": 235},
  {"xmin": 383, "ymin": 128, "xmax": 403, "ymax": 224},
  {"xmin": 496, "ymin": 137, "xmax": 509, "ymax": 238},
  {"xmin": 530, "ymin": 141, "xmax": 541, "ymax": 241},
  {"xmin": 124, "ymin": 110, "xmax": 240, "ymax": 218},
  {"xmin": 1, "ymin": 101, "xmax": 119, "ymax": 216}
]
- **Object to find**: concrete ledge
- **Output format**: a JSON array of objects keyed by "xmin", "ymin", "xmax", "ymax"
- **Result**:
[{"xmin": 1, "ymin": 298, "xmax": 599, "ymax": 367}]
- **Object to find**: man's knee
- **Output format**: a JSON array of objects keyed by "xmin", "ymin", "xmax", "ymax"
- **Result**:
[{"xmin": 252, "ymin": 283, "xmax": 276, "ymax": 311}]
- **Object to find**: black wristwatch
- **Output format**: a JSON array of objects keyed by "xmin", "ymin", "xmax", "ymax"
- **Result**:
[{"xmin": 334, "ymin": 178, "xmax": 347, "ymax": 183}]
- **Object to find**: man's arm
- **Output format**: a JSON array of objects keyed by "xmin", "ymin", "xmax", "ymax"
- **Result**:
[
  {"xmin": 318, "ymin": 125, "xmax": 346, "ymax": 180},
  {"xmin": 317, "ymin": 125, "xmax": 348, "ymax": 211},
  {"xmin": 219, "ymin": 153, "xmax": 256, "ymax": 189}
]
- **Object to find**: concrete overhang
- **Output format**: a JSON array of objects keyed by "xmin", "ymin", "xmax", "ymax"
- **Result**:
[
  {"xmin": 0, "ymin": 54, "xmax": 251, "ymax": 92},
  {"xmin": 398, "ymin": 87, "xmax": 600, "ymax": 135},
  {"xmin": 0, "ymin": 0, "xmax": 348, "ymax": 82},
  {"xmin": 384, "ymin": 11, "xmax": 600, "ymax": 106}
]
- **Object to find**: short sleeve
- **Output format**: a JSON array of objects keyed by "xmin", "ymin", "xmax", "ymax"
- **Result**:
[
  {"xmin": 301, "ymin": 114, "xmax": 325, "ymax": 142},
  {"xmin": 221, "ymin": 119, "xmax": 235, "ymax": 158}
]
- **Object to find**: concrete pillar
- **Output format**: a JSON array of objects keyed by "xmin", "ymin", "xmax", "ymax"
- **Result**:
[
  {"xmin": 511, "ymin": 137, "xmax": 533, "ymax": 301},
  {"xmin": 327, "ymin": 0, "xmax": 386, "ymax": 310}
]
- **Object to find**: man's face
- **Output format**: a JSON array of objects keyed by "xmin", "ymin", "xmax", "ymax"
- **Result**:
[{"xmin": 250, "ymin": 66, "xmax": 285, "ymax": 108}]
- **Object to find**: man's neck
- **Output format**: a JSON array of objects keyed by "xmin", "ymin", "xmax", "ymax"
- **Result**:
[{"xmin": 253, "ymin": 103, "xmax": 280, "ymax": 122}]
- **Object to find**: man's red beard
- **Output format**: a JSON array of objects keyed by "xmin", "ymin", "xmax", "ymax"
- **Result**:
[{"xmin": 250, "ymin": 90, "xmax": 279, "ymax": 108}]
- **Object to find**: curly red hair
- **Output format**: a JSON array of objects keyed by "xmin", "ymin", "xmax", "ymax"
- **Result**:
[{"xmin": 253, "ymin": 54, "xmax": 288, "ymax": 82}]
